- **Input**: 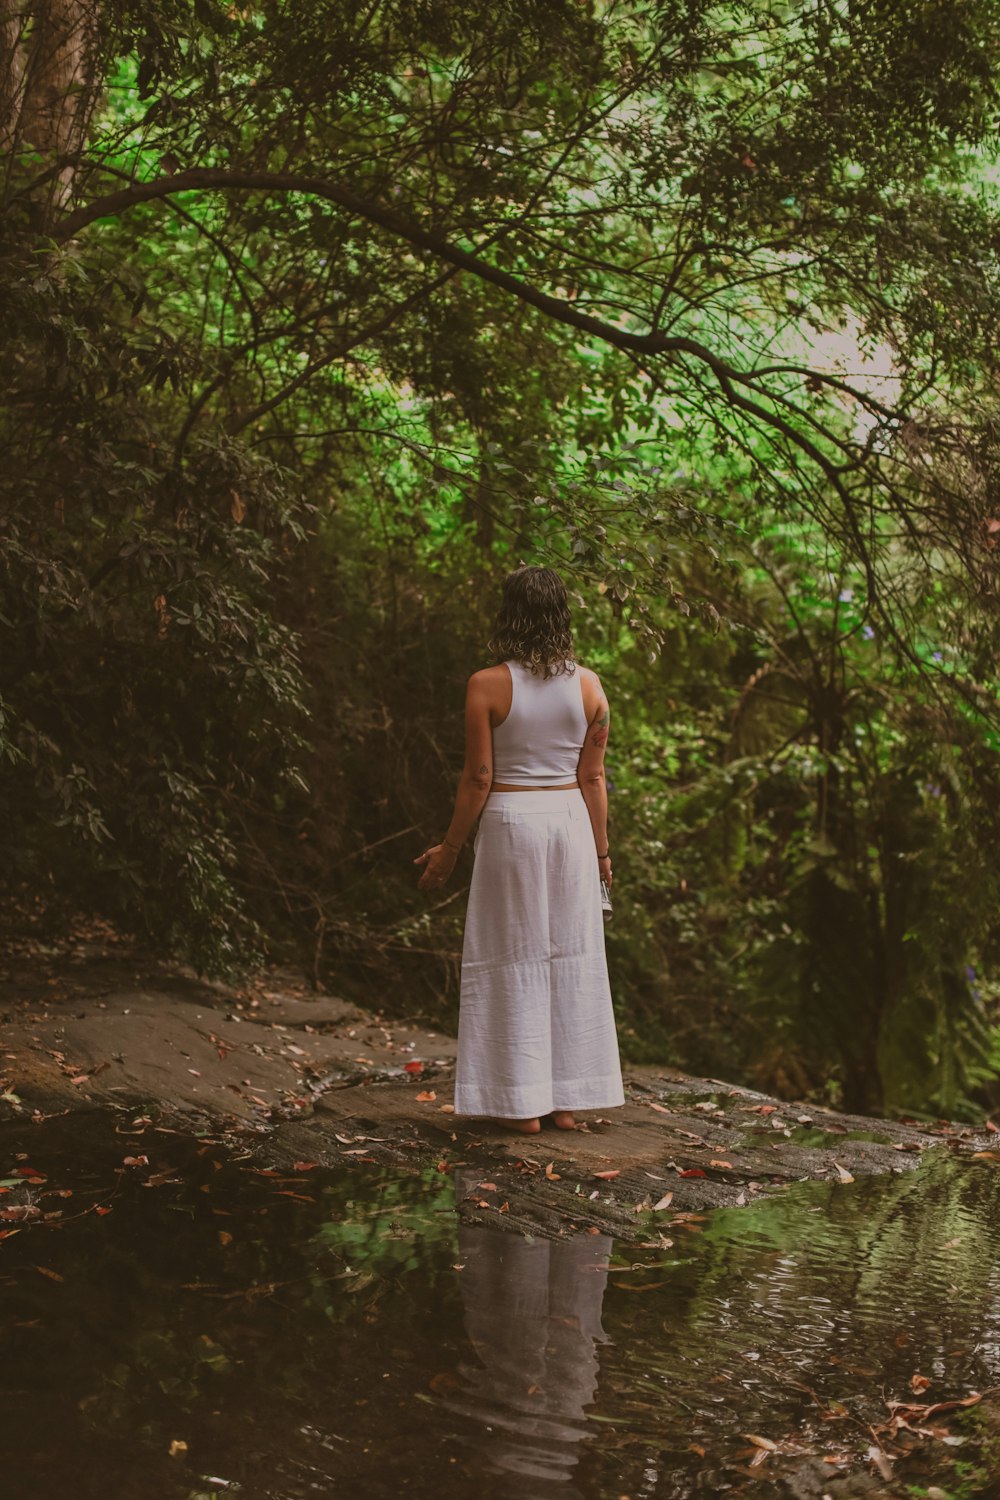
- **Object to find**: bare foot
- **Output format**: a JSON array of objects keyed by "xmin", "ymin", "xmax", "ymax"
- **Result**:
[
  {"xmin": 550, "ymin": 1110, "xmax": 576, "ymax": 1129},
  {"xmin": 492, "ymin": 1116, "xmax": 541, "ymax": 1133}
]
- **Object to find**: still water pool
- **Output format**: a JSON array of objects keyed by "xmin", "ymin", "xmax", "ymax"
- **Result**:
[{"xmin": 1, "ymin": 1113, "xmax": 998, "ymax": 1499}]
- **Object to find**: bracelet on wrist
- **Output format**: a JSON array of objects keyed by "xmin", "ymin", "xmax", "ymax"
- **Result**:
[
  {"xmin": 442, "ymin": 837, "xmax": 462, "ymax": 853},
  {"xmin": 597, "ymin": 850, "xmax": 610, "ymax": 860}
]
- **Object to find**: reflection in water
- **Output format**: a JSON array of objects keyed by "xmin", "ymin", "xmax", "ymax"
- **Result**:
[
  {"xmin": 435, "ymin": 1166, "xmax": 615, "ymax": 1498},
  {"xmin": 7, "ymin": 1115, "xmax": 1000, "ymax": 1500}
]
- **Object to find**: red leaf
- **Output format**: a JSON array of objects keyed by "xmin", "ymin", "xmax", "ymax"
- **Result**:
[
  {"xmin": 292, "ymin": 1161, "xmax": 318, "ymax": 1172},
  {"xmin": 404, "ymin": 1061, "xmax": 424, "ymax": 1074},
  {"xmin": 678, "ymin": 1168, "xmax": 707, "ymax": 1178}
]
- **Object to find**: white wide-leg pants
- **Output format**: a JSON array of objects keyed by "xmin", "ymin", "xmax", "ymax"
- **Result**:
[{"xmin": 453, "ymin": 788, "xmax": 626, "ymax": 1118}]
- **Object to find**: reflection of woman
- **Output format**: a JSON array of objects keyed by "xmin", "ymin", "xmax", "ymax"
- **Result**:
[
  {"xmin": 414, "ymin": 565, "xmax": 625, "ymax": 1134},
  {"xmin": 434, "ymin": 1167, "xmax": 615, "ymax": 1498}
]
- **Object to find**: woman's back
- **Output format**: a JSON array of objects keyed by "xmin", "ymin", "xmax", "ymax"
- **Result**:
[{"xmin": 491, "ymin": 659, "xmax": 590, "ymax": 786}]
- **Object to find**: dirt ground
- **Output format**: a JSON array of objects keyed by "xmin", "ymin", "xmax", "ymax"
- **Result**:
[{"xmin": 2, "ymin": 919, "xmax": 996, "ymax": 1247}]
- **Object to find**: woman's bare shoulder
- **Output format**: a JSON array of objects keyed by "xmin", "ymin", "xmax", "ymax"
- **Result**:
[
  {"xmin": 575, "ymin": 662, "xmax": 608, "ymax": 718},
  {"xmin": 466, "ymin": 664, "xmax": 509, "ymax": 698},
  {"xmin": 576, "ymin": 663, "xmax": 606, "ymax": 691}
]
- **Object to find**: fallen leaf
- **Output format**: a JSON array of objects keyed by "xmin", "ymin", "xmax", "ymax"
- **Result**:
[
  {"xmin": 832, "ymin": 1162, "xmax": 854, "ymax": 1183},
  {"xmin": 885, "ymin": 1391, "xmax": 984, "ymax": 1423},
  {"xmin": 218, "ymin": 1230, "xmax": 233, "ymax": 1246},
  {"xmin": 743, "ymin": 1434, "xmax": 779, "ymax": 1451},
  {"xmin": 710, "ymin": 1159, "xmax": 733, "ymax": 1169},
  {"xmin": 35, "ymin": 1265, "xmax": 64, "ymax": 1282},
  {"xmin": 865, "ymin": 1444, "xmax": 894, "ymax": 1481},
  {"xmin": 653, "ymin": 1192, "xmax": 673, "ymax": 1211},
  {"xmin": 911, "ymin": 1373, "xmax": 932, "ymax": 1394},
  {"xmin": 593, "ymin": 1170, "xmax": 620, "ymax": 1180},
  {"xmin": 123, "ymin": 1155, "xmax": 149, "ymax": 1168},
  {"xmin": 677, "ymin": 1168, "xmax": 706, "ymax": 1178},
  {"xmin": 404, "ymin": 1061, "xmax": 424, "ymax": 1074},
  {"xmin": 545, "ymin": 1163, "xmax": 561, "ymax": 1180},
  {"xmin": 415, "ymin": 1090, "xmax": 437, "ymax": 1102},
  {"xmin": 292, "ymin": 1161, "xmax": 318, "ymax": 1172}
]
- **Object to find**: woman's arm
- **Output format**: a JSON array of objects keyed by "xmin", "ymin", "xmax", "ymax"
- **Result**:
[
  {"xmin": 576, "ymin": 675, "xmax": 612, "ymax": 889},
  {"xmin": 414, "ymin": 672, "xmax": 494, "ymax": 891}
]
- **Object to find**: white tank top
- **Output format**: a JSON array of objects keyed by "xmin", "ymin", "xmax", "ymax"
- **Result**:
[{"xmin": 492, "ymin": 659, "xmax": 590, "ymax": 785}]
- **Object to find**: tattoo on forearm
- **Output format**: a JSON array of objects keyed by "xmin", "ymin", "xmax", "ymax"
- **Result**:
[{"xmin": 479, "ymin": 764, "xmax": 489, "ymax": 776}]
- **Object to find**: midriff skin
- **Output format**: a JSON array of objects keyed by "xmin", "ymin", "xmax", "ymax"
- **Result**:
[{"xmin": 490, "ymin": 781, "xmax": 579, "ymax": 790}]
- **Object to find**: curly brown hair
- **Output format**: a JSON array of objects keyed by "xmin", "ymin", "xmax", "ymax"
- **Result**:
[{"xmin": 487, "ymin": 564, "xmax": 576, "ymax": 678}]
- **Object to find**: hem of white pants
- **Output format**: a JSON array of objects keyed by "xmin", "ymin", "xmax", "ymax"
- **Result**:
[{"xmin": 453, "ymin": 1074, "xmax": 626, "ymax": 1117}]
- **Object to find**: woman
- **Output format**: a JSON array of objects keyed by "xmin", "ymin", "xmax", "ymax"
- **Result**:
[{"xmin": 414, "ymin": 564, "xmax": 625, "ymax": 1135}]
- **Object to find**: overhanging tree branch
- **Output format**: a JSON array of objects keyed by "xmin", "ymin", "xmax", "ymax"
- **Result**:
[{"xmin": 53, "ymin": 167, "xmax": 907, "ymax": 475}]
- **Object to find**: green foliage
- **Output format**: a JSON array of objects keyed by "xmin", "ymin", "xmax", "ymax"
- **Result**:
[{"xmin": 0, "ymin": 253, "xmax": 313, "ymax": 977}]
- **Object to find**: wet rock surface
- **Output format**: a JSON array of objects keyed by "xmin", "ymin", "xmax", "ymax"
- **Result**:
[{"xmin": 2, "ymin": 928, "xmax": 994, "ymax": 1246}]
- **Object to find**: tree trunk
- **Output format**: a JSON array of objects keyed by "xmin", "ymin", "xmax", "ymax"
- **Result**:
[{"xmin": 3, "ymin": 0, "xmax": 100, "ymax": 212}]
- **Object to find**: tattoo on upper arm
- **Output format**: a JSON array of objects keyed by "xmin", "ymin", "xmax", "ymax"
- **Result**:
[
  {"xmin": 591, "ymin": 706, "xmax": 609, "ymax": 747},
  {"xmin": 479, "ymin": 764, "xmax": 489, "ymax": 776}
]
